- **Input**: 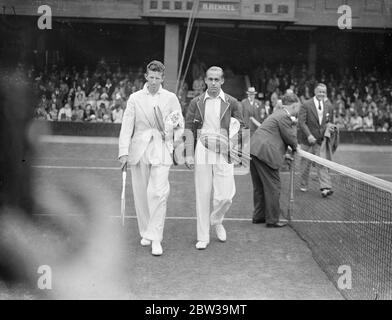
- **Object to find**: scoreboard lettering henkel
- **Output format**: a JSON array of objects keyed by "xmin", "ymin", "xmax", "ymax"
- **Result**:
[{"xmin": 142, "ymin": 0, "xmax": 296, "ymax": 21}]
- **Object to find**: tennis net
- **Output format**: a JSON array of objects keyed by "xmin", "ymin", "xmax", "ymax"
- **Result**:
[{"xmin": 280, "ymin": 148, "xmax": 392, "ymax": 300}]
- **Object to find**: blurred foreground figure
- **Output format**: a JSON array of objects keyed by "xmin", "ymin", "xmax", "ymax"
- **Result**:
[{"xmin": 0, "ymin": 69, "xmax": 128, "ymax": 299}]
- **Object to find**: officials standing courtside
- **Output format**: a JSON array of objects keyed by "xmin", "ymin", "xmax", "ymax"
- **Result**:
[
  {"xmin": 240, "ymin": 87, "xmax": 263, "ymax": 136},
  {"xmin": 118, "ymin": 60, "xmax": 184, "ymax": 256},
  {"xmin": 297, "ymin": 83, "xmax": 334, "ymax": 197},
  {"xmin": 250, "ymin": 92, "xmax": 300, "ymax": 227}
]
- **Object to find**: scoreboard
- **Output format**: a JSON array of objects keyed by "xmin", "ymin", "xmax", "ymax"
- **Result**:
[{"xmin": 142, "ymin": 0, "xmax": 296, "ymax": 21}]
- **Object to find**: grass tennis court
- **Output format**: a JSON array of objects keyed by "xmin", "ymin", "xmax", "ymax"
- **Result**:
[{"xmin": 1, "ymin": 137, "xmax": 391, "ymax": 299}]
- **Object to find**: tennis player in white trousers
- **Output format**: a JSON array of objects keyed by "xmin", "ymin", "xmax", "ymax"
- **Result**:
[
  {"xmin": 184, "ymin": 66, "xmax": 245, "ymax": 250},
  {"xmin": 118, "ymin": 60, "xmax": 184, "ymax": 256}
]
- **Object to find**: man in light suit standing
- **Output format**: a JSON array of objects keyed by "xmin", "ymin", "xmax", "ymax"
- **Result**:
[
  {"xmin": 298, "ymin": 83, "xmax": 333, "ymax": 197},
  {"xmin": 184, "ymin": 66, "xmax": 245, "ymax": 250},
  {"xmin": 250, "ymin": 92, "xmax": 300, "ymax": 227},
  {"xmin": 118, "ymin": 60, "xmax": 183, "ymax": 256}
]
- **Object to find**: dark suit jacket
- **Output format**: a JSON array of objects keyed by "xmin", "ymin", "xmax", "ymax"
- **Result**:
[
  {"xmin": 240, "ymin": 98, "xmax": 262, "ymax": 134},
  {"xmin": 250, "ymin": 109, "xmax": 297, "ymax": 170},
  {"xmin": 184, "ymin": 91, "xmax": 245, "ymax": 157},
  {"xmin": 298, "ymin": 98, "xmax": 333, "ymax": 146}
]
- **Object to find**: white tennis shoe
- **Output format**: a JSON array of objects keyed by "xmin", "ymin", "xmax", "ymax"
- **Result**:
[
  {"xmin": 152, "ymin": 241, "xmax": 163, "ymax": 256},
  {"xmin": 215, "ymin": 224, "xmax": 227, "ymax": 242},
  {"xmin": 140, "ymin": 238, "xmax": 151, "ymax": 246},
  {"xmin": 196, "ymin": 241, "xmax": 209, "ymax": 250}
]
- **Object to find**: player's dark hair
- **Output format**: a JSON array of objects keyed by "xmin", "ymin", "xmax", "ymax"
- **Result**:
[{"xmin": 146, "ymin": 60, "xmax": 165, "ymax": 75}]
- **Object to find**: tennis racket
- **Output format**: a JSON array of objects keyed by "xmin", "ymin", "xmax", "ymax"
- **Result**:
[
  {"xmin": 281, "ymin": 153, "xmax": 295, "ymax": 223},
  {"xmin": 199, "ymin": 132, "xmax": 251, "ymax": 164},
  {"xmin": 120, "ymin": 163, "xmax": 127, "ymax": 226},
  {"xmin": 153, "ymin": 106, "xmax": 165, "ymax": 139}
]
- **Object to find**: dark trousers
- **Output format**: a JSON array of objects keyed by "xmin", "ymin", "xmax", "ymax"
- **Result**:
[{"xmin": 250, "ymin": 155, "xmax": 281, "ymax": 224}]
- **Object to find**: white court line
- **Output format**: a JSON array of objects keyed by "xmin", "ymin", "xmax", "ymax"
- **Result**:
[
  {"xmin": 33, "ymin": 213, "xmax": 250, "ymax": 221},
  {"xmin": 107, "ymin": 216, "xmax": 392, "ymax": 224},
  {"xmin": 32, "ymin": 213, "xmax": 392, "ymax": 224},
  {"xmin": 32, "ymin": 165, "xmax": 193, "ymax": 172}
]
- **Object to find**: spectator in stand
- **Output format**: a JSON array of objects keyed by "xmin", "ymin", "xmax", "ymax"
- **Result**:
[
  {"xmin": 363, "ymin": 112, "xmax": 374, "ymax": 131},
  {"xmin": 334, "ymin": 111, "xmax": 346, "ymax": 130},
  {"xmin": 83, "ymin": 104, "xmax": 95, "ymax": 122},
  {"xmin": 46, "ymin": 80, "xmax": 55, "ymax": 97},
  {"xmin": 86, "ymin": 91, "xmax": 98, "ymax": 111},
  {"xmin": 266, "ymin": 74, "xmax": 279, "ymax": 99},
  {"xmin": 124, "ymin": 80, "xmax": 134, "ymax": 98},
  {"xmin": 68, "ymin": 88, "xmax": 76, "ymax": 102},
  {"xmin": 374, "ymin": 110, "xmax": 387, "ymax": 130},
  {"xmin": 348, "ymin": 112, "xmax": 363, "ymax": 131},
  {"xmin": 48, "ymin": 103, "xmax": 58, "ymax": 121},
  {"xmin": 75, "ymin": 85, "xmax": 86, "ymax": 101},
  {"xmin": 11, "ymin": 60, "xmax": 392, "ymax": 128},
  {"xmin": 192, "ymin": 75, "xmax": 205, "ymax": 96},
  {"xmin": 37, "ymin": 94, "xmax": 50, "ymax": 112},
  {"xmin": 359, "ymin": 101, "xmax": 368, "ymax": 117},
  {"xmin": 333, "ymin": 94, "xmax": 345, "ymax": 115},
  {"xmin": 73, "ymin": 105, "xmax": 85, "ymax": 122},
  {"xmin": 34, "ymin": 104, "xmax": 49, "ymax": 120},
  {"xmin": 270, "ymin": 88, "xmax": 280, "ymax": 109},
  {"xmin": 90, "ymin": 85, "xmax": 101, "ymax": 101},
  {"xmin": 366, "ymin": 95, "xmax": 378, "ymax": 113},
  {"xmin": 112, "ymin": 103, "xmax": 123, "ymax": 123},
  {"xmin": 105, "ymin": 78, "xmax": 114, "ymax": 97},
  {"xmin": 97, "ymin": 92, "xmax": 110, "ymax": 111},
  {"xmin": 49, "ymin": 92, "xmax": 62, "ymax": 110},
  {"xmin": 96, "ymin": 103, "xmax": 109, "ymax": 122},
  {"xmin": 118, "ymin": 81, "xmax": 127, "ymax": 101},
  {"xmin": 59, "ymin": 79, "xmax": 69, "ymax": 101},
  {"xmin": 264, "ymin": 100, "xmax": 272, "ymax": 116},
  {"xmin": 58, "ymin": 102, "xmax": 72, "ymax": 121},
  {"xmin": 388, "ymin": 112, "xmax": 392, "ymax": 130},
  {"xmin": 379, "ymin": 121, "xmax": 390, "ymax": 132},
  {"xmin": 74, "ymin": 92, "xmax": 86, "ymax": 109},
  {"xmin": 111, "ymin": 86, "xmax": 122, "ymax": 102},
  {"xmin": 133, "ymin": 68, "xmax": 144, "ymax": 90}
]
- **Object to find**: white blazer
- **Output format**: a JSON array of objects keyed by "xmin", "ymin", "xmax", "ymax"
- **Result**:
[{"xmin": 119, "ymin": 84, "xmax": 183, "ymax": 166}]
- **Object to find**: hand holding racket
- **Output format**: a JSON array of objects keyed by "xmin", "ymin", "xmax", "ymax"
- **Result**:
[
  {"xmin": 198, "ymin": 118, "xmax": 251, "ymax": 165},
  {"xmin": 119, "ymin": 156, "xmax": 128, "ymax": 227},
  {"xmin": 120, "ymin": 162, "xmax": 127, "ymax": 227}
]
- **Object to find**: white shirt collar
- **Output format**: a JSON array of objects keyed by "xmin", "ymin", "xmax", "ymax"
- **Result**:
[
  {"xmin": 204, "ymin": 90, "xmax": 226, "ymax": 103},
  {"xmin": 314, "ymin": 96, "xmax": 323, "ymax": 108}
]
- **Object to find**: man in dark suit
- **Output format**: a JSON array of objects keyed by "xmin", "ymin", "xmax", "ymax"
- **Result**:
[
  {"xmin": 250, "ymin": 92, "xmax": 300, "ymax": 228},
  {"xmin": 298, "ymin": 83, "xmax": 333, "ymax": 198},
  {"xmin": 240, "ymin": 87, "xmax": 263, "ymax": 135}
]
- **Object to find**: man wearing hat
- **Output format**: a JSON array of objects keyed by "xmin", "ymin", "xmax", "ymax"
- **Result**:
[{"xmin": 241, "ymin": 87, "xmax": 263, "ymax": 136}]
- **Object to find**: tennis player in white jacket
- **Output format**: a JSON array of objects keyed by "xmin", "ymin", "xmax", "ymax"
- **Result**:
[{"xmin": 118, "ymin": 60, "xmax": 183, "ymax": 256}]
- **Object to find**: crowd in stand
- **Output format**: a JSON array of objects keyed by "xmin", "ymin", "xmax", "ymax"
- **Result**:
[
  {"xmin": 28, "ymin": 58, "xmax": 144, "ymax": 123},
  {"xmin": 251, "ymin": 63, "xmax": 392, "ymax": 132},
  {"xmin": 27, "ymin": 59, "xmax": 392, "ymax": 132}
]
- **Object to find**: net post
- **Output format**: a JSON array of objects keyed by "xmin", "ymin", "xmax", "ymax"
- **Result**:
[{"xmin": 287, "ymin": 154, "xmax": 295, "ymax": 223}]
